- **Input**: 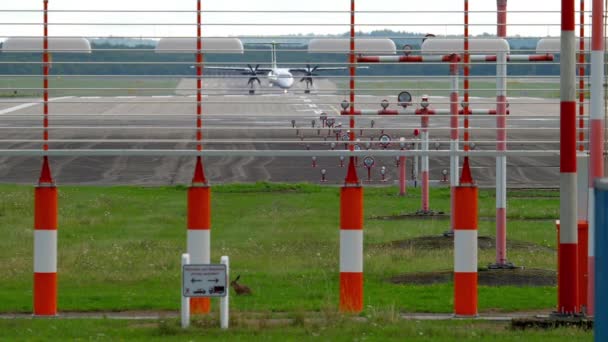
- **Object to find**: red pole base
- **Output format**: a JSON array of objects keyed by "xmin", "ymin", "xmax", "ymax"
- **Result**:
[
  {"xmin": 339, "ymin": 272, "xmax": 363, "ymax": 313},
  {"xmin": 454, "ymin": 272, "xmax": 478, "ymax": 317},
  {"xmin": 33, "ymin": 272, "xmax": 57, "ymax": 316}
]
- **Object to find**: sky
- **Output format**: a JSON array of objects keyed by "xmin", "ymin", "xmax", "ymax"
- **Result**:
[{"xmin": 0, "ymin": 0, "xmax": 571, "ymax": 41}]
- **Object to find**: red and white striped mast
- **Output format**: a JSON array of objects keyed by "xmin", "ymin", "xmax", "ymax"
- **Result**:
[
  {"xmin": 33, "ymin": 0, "xmax": 59, "ymax": 317},
  {"xmin": 187, "ymin": 0, "xmax": 212, "ymax": 315},
  {"xmin": 449, "ymin": 54, "xmax": 460, "ymax": 235},
  {"xmin": 454, "ymin": 0, "xmax": 478, "ymax": 317},
  {"xmin": 587, "ymin": 0, "xmax": 605, "ymax": 317},
  {"xmin": 558, "ymin": 0, "xmax": 580, "ymax": 315},
  {"xmin": 493, "ymin": 0, "xmax": 510, "ymax": 268},
  {"xmin": 339, "ymin": 0, "xmax": 364, "ymax": 313}
]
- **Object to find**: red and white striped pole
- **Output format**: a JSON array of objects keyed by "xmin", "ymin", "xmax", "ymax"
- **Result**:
[
  {"xmin": 587, "ymin": 0, "xmax": 605, "ymax": 317},
  {"xmin": 187, "ymin": 0, "xmax": 211, "ymax": 315},
  {"xmin": 399, "ymin": 155, "xmax": 407, "ymax": 196},
  {"xmin": 416, "ymin": 100, "xmax": 434, "ymax": 213},
  {"xmin": 399, "ymin": 139, "xmax": 407, "ymax": 196},
  {"xmin": 575, "ymin": 0, "xmax": 590, "ymax": 313},
  {"xmin": 558, "ymin": 0, "xmax": 580, "ymax": 315},
  {"xmin": 421, "ymin": 112, "xmax": 430, "ymax": 213},
  {"xmin": 34, "ymin": 0, "xmax": 57, "ymax": 316},
  {"xmin": 449, "ymin": 55, "xmax": 460, "ymax": 235},
  {"xmin": 494, "ymin": 0, "xmax": 509, "ymax": 268},
  {"xmin": 339, "ymin": 0, "xmax": 363, "ymax": 313},
  {"xmin": 453, "ymin": 162, "xmax": 478, "ymax": 317},
  {"xmin": 34, "ymin": 157, "xmax": 57, "ymax": 316},
  {"xmin": 454, "ymin": 0, "xmax": 478, "ymax": 318}
]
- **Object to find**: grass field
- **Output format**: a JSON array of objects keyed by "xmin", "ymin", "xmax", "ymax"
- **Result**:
[
  {"xmin": 338, "ymin": 80, "xmax": 561, "ymax": 98},
  {"xmin": 0, "ymin": 77, "xmax": 180, "ymax": 97},
  {"xmin": 0, "ymin": 183, "xmax": 560, "ymax": 313},
  {"xmin": 0, "ymin": 183, "xmax": 590, "ymax": 340},
  {"xmin": 0, "ymin": 317, "xmax": 592, "ymax": 341}
]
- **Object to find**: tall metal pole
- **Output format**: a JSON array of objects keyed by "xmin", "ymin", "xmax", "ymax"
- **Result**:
[
  {"xmin": 558, "ymin": 0, "xmax": 580, "ymax": 315},
  {"xmin": 493, "ymin": 0, "xmax": 510, "ymax": 268},
  {"xmin": 187, "ymin": 0, "xmax": 212, "ymax": 315},
  {"xmin": 448, "ymin": 56, "xmax": 460, "ymax": 235},
  {"xmin": 339, "ymin": 0, "xmax": 363, "ymax": 313},
  {"xmin": 576, "ymin": 0, "xmax": 589, "ymax": 312},
  {"xmin": 588, "ymin": 0, "xmax": 606, "ymax": 318},
  {"xmin": 34, "ymin": 0, "xmax": 58, "ymax": 317}
]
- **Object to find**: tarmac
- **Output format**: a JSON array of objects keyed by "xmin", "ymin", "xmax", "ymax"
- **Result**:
[{"xmin": 0, "ymin": 78, "xmax": 562, "ymax": 187}]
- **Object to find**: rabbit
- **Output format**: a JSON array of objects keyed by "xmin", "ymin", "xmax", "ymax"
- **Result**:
[{"xmin": 230, "ymin": 275, "xmax": 252, "ymax": 295}]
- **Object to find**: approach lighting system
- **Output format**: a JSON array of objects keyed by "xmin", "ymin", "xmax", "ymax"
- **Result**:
[
  {"xmin": 363, "ymin": 156, "xmax": 375, "ymax": 168},
  {"xmin": 398, "ymin": 91, "xmax": 412, "ymax": 108},
  {"xmin": 434, "ymin": 142, "xmax": 441, "ymax": 150},
  {"xmin": 327, "ymin": 118, "xmax": 335, "ymax": 128},
  {"xmin": 341, "ymin": 100, "xmax": 350, "ymax": 111},
  {"xmin": 402, "ymin": 44, "xmax": 413, "ymax": 56},
  {"xmin": 379, "ymin": 134, "xmax": 391, "ymax": 149},
  {"xmin": 399, "ymin": 137, "xmax": 407, "ymax": 149},
  {"xmin": 420, "ymin": 94, "xmax": 430, "ymax": 108},
  {"xmin": 381, "ymin": 99, "xmax": 390, "ymax": 110}
]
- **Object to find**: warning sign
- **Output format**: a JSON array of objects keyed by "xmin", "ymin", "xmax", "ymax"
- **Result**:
[{"xmin": 183, "ymin": 264, "xmax": 228, "ymax": 298}]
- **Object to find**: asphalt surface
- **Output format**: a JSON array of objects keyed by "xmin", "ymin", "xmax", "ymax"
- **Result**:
[{"xmin": 0, "ymin": 78, "xmax": 563, "ymax": 187}]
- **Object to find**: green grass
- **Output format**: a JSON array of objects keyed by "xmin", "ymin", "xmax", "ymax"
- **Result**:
[
  {"xmin": 338, "ymin": 80, "xmax": 561, "ymax": 98},
  {"xmin": 0, "ymin": 183, "xmax": 561, "ymax": 315},
  {"xmin": 0, "ymin": 317, "xmax": 592, "ymax": 341},
  {"xmin": 0, "ymin": 77, "xmax": 180, "ymax": 97}
]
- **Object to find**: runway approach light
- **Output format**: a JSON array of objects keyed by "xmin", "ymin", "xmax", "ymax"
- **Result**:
[
  {"xmin": 421, "ymin": 38, "xmax": 510, "ymax": 54},
  {"xmin": 1, "ymin": 37, "xmax": 91, "ymax": 53},
  {"xmin": 341, "ymin": 100, "xmax": 350, "ymax": 110},
  {"xmin": 420, "ymin": 95, "xmax": 430, "ymax": 109},
  {"xmin": 402, "ymin": 44, "xmax": 413, "ymax": 56},
  {"xmin": 398, "ymin": 91, "xmax": 412, "ymax": 108},
  {"xmin": 308, "ymin": 38, "xmax": 396, "ymax": 55},
  {"xmin": 379, "ymin": 134, "xmax": 391, "ymax": 149},
  {"xmin": 381, "ymin": 99, "xmax": 390, "ymax": 110},
  {"xmin": 400, "ymin": 137, "xmax": 407, "ymax": 150},
  {"xmin": 363, "ymin": 156, "xmax": 375, "ymax": 168},
  {"xmin": 155, "ymin": 38, "xmax": 244, "ymax": 54}
]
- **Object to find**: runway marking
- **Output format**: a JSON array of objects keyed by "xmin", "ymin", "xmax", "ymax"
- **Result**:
[
  {"xmin": 0, "ymin": 96, "xmax": 74, "ymax": 116},
  {"xmin": 308, "ymin": 104, "xmax": 317, "ymax": 108},
  {"xmin": 261, "ymin": 94, "xmax": 281, "ymax": 97},
  {"xmin": 151, "ymin": 95, "xmax": 174, "ymax": 98},
  {"xmin": 80, "ymin": 96, "xmax": 101, "ymax": 99},
  {"xmin": 329, "ymin": 105, "xmax": 341, "ymax": 115},
  {"xmin": 116, "ymin": 96, "xmax": 136, "ymax": 99},
  {"xmin": 225, "ymin": 95, "xmax": 246, "ymax": 98}
]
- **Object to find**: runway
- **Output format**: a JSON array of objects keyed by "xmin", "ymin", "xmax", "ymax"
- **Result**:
[{"xmin": 0, "ymin": 78, "xmax": 563, "ymax": 187}]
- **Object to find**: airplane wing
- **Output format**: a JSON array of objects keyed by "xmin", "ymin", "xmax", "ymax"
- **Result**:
[
  {"xmin": 288, "ymin": 66, "xmax": 368, "ymax": 73},
  {"xmin": 204, "ymin": 66, "xmax": 271, "ymax": 74}
]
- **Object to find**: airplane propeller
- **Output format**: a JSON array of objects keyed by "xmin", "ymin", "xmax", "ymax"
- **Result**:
[
  {"xmin": 243, "ymin": 64, "xmax": 262, "ymax": 94},
  {"xmin": 300, "ymin": 64, "xmax": 320, "ymax": 91}
]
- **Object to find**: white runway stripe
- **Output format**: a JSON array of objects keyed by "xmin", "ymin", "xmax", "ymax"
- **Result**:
[{"xmin": 0, "ymin": 96, "xmax": 74, "ymax": 116}]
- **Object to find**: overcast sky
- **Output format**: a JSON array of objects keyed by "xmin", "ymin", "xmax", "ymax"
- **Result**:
[{"xmin": 0, "ymin": 0, "xmax": 572, "ymax": 40}]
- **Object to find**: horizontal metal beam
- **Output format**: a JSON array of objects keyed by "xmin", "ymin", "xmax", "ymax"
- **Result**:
[{"xmin": 0, "ymin": 149, "xmax": 560, "ymax": 157}]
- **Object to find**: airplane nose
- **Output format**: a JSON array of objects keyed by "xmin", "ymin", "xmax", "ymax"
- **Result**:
[{"xmin": 286, "ymin": 77, "xmax": 294, "ymax": 88}]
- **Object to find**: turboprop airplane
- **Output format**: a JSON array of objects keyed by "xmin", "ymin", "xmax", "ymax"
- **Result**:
[{"xmin": 207, "ymin": 41, "xmax": 355, "ymax": 95}]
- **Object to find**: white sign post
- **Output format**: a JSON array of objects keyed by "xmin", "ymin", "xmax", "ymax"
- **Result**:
[{"xmin": 181, "ymin": 254, "xmax": 230, "ymax": 329}]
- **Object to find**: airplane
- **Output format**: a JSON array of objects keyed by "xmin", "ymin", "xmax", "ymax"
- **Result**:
[{"xmin": 206, "ymin": 42, "xmax": 356, "ymax": 95}]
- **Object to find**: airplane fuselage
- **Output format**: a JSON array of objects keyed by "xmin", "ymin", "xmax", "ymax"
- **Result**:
[{"xmin": 268, "ymin": 68, "xmax": 295, "ymax": 90}]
